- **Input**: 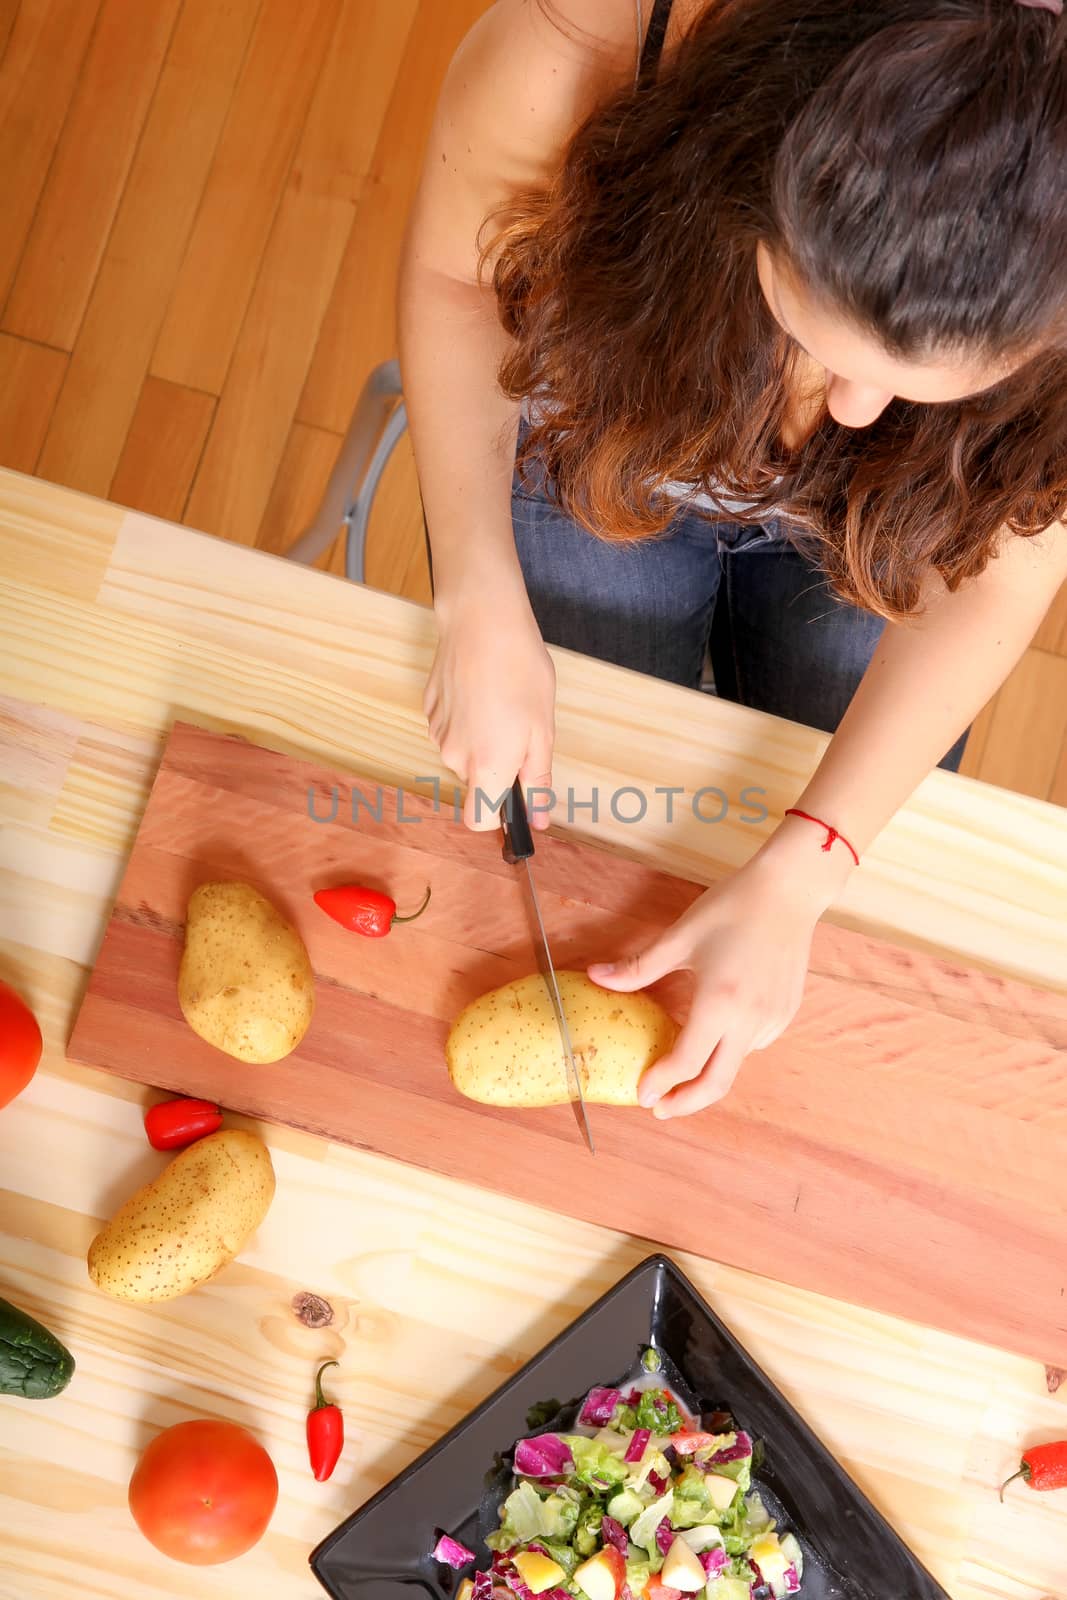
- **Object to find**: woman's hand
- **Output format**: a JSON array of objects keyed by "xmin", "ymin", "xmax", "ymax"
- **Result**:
[
  {"xmin": 426, "ymin": 579, "xmax": 557, "ymax": 831},
  {"xmin": 587, "ymin": 818, "xmax": 855, "ymax": 1116}
]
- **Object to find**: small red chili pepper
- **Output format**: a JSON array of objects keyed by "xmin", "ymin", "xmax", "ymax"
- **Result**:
[
  {"xmin": 144, "ymin": 1097, "xmax": 223, "ymax": 1151},
  {"xmin": 313, "ymin": 883, "xmax": 431, "ymax": 938},
  {"xmin": 999, "ymin": 1440, "xmax": 1067, "ymax": 1500},
  {"xmin": 307, "ymin": 1360, "xmax": 344, "ymax": 1482}
]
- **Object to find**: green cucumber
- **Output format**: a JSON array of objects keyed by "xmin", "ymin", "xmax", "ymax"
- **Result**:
[
  {"xmin": 606, "ymin": 1487, "xmax": 645, "ymax": 1526},
  {"xmin": 0, "ymin": 1295, "xmax": 75, "ymax": 1398},
  {"xmin": 716, "ymin": 1581, "xmax": 752, "ymax": 1600}
]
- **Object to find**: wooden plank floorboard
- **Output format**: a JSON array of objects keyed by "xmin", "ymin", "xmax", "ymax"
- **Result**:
[
  {"xmin": 0, "ymin": 0, "xmax": 21, "ymax": 63},
  {"xmin": 257, "ymin": 421, "xmax": 343, "ymax": 558},
  {"xmin": 365, "ymin": 431, "xmax": 431, "ymax": 606},
  {"xmin": 34, "ymin": 0, "xmax": 261, "ymax": 496},
  {"xmin": 298, "ymin": 0, "xmax": 491, "ymax": 434},
  {"xmin": 184, "ymin": 189, "xmax": 354, "ymax": 546},
  {"xmin": 185, "ymin": 0, "xmax": 421, "ymax": 547},
  {"xmin": 972, "ymin": 649, "xmax": 1067, "ymax": 802},
  {"xmin": 292, "ymin": 0, "xmax": 418, "ymax": 203},
  {"xmin": 149, "ymin": 0, "xmax": 343, "ymax": 396},
  {"xmin": 1034, "ymin": 578, "xmax": 1067, "ymax": 655},
  {"xmin": 2, "ymin": 0, "xmax": 182, "ymax": 350},
  {"xmin": 0, "ymin": 0, "xmax": 103, "ymax": 310},
  {"xmin": 958, "ymin": 692, "xmax": 1000, "ymax": 781},
  {"xmin": 109, "ymin": 377, "xmax": 216, "ymax": 523},
  {"xmin": 0, "ymin": 335, "xmax": 67, "ymax": 473}
]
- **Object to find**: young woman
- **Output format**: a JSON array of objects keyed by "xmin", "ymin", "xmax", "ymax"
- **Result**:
[{"xmin": 399, "ymin": 0, "xmax": 1067, "ymax": 1119}]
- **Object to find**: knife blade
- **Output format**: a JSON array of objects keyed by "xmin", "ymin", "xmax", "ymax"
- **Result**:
[{"xmin": 500, "ymin": 779, "xmax": 595, "ymax": 1155}]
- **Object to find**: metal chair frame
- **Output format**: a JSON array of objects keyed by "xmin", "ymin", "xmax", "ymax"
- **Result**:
[{"xmin": 286, "ymin": 360, "xmax": 409, "ymax": 583}]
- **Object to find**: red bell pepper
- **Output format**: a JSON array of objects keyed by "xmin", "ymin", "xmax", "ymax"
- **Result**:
[{"xmin": 144, "ymin": 1097, "xmax": 223, "ymax": 1151}]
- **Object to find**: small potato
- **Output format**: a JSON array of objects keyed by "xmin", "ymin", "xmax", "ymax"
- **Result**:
[
  {"xmin": 88, "ymin": 1129, "xmax": 275, "ymax": 1303},
  {"xmin": 179, "ymin": 881, "xmax": 314, "ymax": 1063},
  {"xmin": 446, "ymin": 970, "xmax": 678, "ymax": 1108}
]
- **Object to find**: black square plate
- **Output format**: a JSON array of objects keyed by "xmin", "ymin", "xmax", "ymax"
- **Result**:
[{"xmin": 310, "ymin": 1254, "xmax": 950, "ymax": 1600}]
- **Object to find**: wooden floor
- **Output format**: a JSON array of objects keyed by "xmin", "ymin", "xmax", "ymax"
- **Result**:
[{"xmin": 1, "ymin": 0, "xmax": 1064, "ymax": 804}]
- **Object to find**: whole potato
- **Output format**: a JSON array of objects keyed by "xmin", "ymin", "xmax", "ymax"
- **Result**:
[
  {"xmin": 446, "ymin": 970, "xmax": 678, "ymax": 1107},
  {"xmin": 179, "ymin": 882, "xmax": 314, "ymax": 1063},
  {"xmin": 88, "ymin": 1129, "xmax": 275, "ymax": 1302}
]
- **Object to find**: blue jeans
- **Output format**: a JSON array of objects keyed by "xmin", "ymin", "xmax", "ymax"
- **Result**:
[{"xmin": 511, "ymin": 470, "xmax": 968, "ymax": 772}]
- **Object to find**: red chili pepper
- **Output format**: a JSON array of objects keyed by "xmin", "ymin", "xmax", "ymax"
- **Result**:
[
  {"xmin": 1000, "ymin": 1440, "xmax": 1067, "ymax": 1500},
  {"xmin": 307, "ymin": 1360, "xmax": 344, "ymax": 1482},
  {"xmin": 313, "ymin": 883, "xmax": 431, "ymax": 938},
  {"xmin": 144, "ymin": 1097, "xmax": 223, "ymax": 1151}
]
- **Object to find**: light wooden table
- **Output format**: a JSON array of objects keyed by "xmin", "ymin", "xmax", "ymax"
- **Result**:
[{"xmin": 1, "ymin": 467, "xmax": 1065, "ymax": 1600}]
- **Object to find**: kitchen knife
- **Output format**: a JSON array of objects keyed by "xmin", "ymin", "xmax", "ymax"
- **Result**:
[{"xmin": 500, "ymin": 779, "xmax": 595, "ymax": 1155}]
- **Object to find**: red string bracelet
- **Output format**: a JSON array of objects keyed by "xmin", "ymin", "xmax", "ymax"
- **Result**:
[{"xmin": 784, "ymin": 808, "xmax": 860, "ymax": 867}]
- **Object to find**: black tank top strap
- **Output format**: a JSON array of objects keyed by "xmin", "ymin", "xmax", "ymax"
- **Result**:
[{"xmin": 637, "ymin": 0, "xmax": 676, "ymax": 87}]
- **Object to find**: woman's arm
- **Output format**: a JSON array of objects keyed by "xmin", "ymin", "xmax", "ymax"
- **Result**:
[
  {"xmin": 589, "ymin": 527, "xmax": 1067, "ymax": 1116},
  {"xmin": 400, "ymin": 0, "xmax": 640, "ymax": 586},
  {"xmin": 795, "ymin": 525, "xmax": 1067, "ymax": 851},
  {"xmin": 399, "ymin": 0, "xmax": 636, "ymax": 825}
]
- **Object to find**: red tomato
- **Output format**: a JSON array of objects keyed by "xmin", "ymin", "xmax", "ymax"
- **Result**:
[
  {"xmin": 128, "ymin": 1419, "xmax": 278, "ymax": 1565},
  {"xmin": 0, "ymin": 980, "xmax": 42, "ymax": 1110}
]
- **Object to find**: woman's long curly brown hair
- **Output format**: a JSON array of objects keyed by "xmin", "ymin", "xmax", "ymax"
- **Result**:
[{"xmin": 487, "ymin": 0, "xmax": 1067, "ymax": 619}]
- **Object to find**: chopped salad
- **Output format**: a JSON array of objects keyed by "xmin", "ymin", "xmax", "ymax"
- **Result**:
[{"xmin": 432, "ymin": 1363, "xmax": 803, "ymax": 1600}]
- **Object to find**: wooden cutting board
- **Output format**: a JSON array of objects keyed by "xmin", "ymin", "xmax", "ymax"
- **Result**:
[{"xmin": 68, "ymin": 722, "xmax": 1067, "ymax": 1367}]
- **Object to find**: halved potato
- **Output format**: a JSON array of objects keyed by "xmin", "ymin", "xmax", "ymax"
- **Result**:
[{"xmin": 446, "ymin": 970, "xmax": 678, "ymax": 1107}]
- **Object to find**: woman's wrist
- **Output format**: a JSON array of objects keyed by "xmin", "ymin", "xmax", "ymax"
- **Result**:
[
  {"xmin": 431, "ymin": 534, "xmax": 531, "ymax": 626},
  {"xmin": 746, "ymin": 809, "xmax": 857, "ymax": 915}
]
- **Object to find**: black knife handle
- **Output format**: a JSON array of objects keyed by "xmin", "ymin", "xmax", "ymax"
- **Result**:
[{"xmin": 500, "ymin": 778, "xmax": 534, "ymax": 863}]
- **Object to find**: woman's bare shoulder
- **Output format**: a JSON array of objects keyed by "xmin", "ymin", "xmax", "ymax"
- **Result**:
[
  {"xmin": 437, "ymin": 0, "xmax": 710, "ymax": 204},
  {"xmin": 450, "ymin": 0, "xmax": 643, "ymax": 121},
  {"xmin": 409, "ymin": 1, "xmax": 644, "ymax": 284},
  {"xmin": 514, "ymin": 0, "xmax": 709, "ymax": 66}
]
